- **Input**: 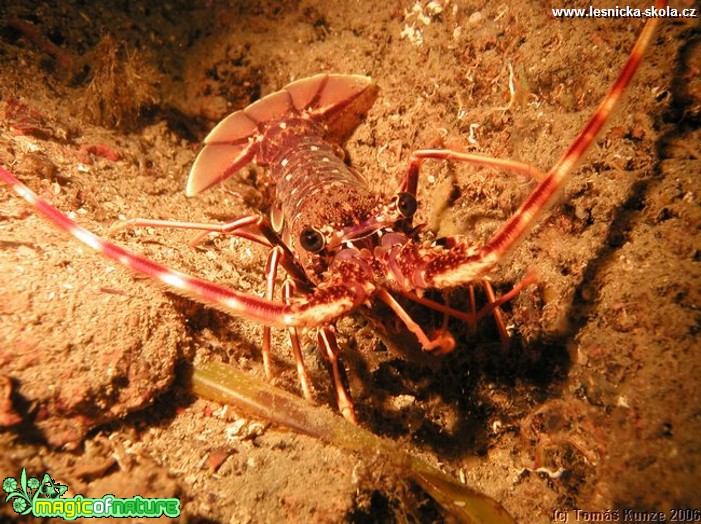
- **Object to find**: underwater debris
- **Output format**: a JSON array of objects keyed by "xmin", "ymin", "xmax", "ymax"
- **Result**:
[{"xmin": 83, "ymin": 35, "xmax": 160, "ymax": 130}]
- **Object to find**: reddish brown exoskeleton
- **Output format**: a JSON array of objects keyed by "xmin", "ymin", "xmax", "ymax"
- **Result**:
[{"xmin": 0, "ymin": 5, "xmax": 663, "ymax": 422}]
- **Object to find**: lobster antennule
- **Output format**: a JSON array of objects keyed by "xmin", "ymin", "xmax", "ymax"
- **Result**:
[
  {"xmin": 186, "ymin": 73, "xmax": 377, "ymax": 197},
  {"xmin": 0, "ymin": 165, "xmax": 312, "ymax": 328}
]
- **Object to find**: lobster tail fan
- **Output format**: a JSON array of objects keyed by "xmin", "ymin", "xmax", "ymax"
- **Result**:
[{"xmin": 187, "ymin": 74, "xmax": 377, "ymax": 196}]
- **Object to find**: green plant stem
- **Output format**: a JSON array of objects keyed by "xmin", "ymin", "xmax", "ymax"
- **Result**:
[{"xmin": 189, "ymin": 361, "xmax": 515, "ymax": 524}]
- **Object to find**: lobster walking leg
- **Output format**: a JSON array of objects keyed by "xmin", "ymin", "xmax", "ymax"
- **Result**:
[
  {"xmin": 118, "ymin": 212, "xmax": 323, "ymax": 402},
  {"xmin": 263, "ymin": 246, "xmax": 284, "ymax": 379},
  {"xmin": 392, "ymin": 145, "xmax": 548, "ymax": 350},
  {"xmin": 111, "ymin": 215, "xmax": 273, "ymax": 248},
  {"xmin": 284, "ymin": 281, "xmax": 313, "ymax": 400},
  {"xmin": 399, "ymin": 149, "xmax": 547, "ymax": 198},
  {"xmin": 112, "ymin": 214, "xmax": 310, "ymax": 285},
  {"xmin": 481, "ymin": 280, "xmax": 509, "ymax": 350},
  {"xmin": 317, "ymin": 328, "xmax": 356, "ymax": 423},
  {"xmin": 262, "ymin": 248, "xmax": 312, "ymax": 402},
  {"xmin": 113, "ymin": 206, "xmax": 324, "ymax": 406},
  {"xmin": 395, "ymin": 272, "xmax": 535, "ymax": 328},
  {"xmin": 377, "ymin": 288, "xmax": 456, "ymax": 354}
]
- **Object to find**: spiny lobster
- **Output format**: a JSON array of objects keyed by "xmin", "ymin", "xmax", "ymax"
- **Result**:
[{"xmin": 0, "ymin": 7, "xmax": 662, "ymax": 422}]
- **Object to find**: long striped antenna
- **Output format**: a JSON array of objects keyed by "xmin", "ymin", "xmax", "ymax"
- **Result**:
[
  {"xmin": 483, "ymin": 0, "xmax": 664, "ymax": 263},
  {"xmin": 0, "ymin": 166, "xmax": 301, "ymax": 326}
]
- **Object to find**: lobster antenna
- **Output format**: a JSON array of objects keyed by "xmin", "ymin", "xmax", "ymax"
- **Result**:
[{"xmin": 483, "ymin": 1, "xmax": 663, "ymax": 263}]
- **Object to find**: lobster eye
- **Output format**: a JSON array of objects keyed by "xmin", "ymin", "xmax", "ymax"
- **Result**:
[
  {"xmin": 299, "ymin": 226, "xmax": 326, "ymax": 252},
  {"xmin": 397, "ymin": 192, "xmax": 417, "ymax": 218}
]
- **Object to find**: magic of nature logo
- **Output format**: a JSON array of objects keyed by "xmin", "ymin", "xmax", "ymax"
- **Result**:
[{"xmin": 3, "ymin": 468, "xmax": 180, "ymax": 520}]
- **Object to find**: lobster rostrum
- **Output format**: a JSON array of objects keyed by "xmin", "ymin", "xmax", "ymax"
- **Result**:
[{"xmin": 0, "ymin": 6, "xmax": 662, "ymax": 422}]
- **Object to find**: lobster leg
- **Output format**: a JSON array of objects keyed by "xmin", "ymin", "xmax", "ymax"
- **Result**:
[
  {"xmin": 399, "ymin": 149, "xmax": 547, "ymax": 198},
  {"xmin": 113, "ymin": 210, "xmax": 318, "ymax": 397},
  {"xmin": 318, "ymin": 327, "xmax": 356, "ymax": 423},
  {"xmin": 112, "ymin": 208, "xmax": 319, "ymax": 399},
  {"xmin": 284, "ymin": 281, "xmax": 313, "ymax": 400},
  {"xmin": 111, "ymin": 213, "xmax": 311, "ymax": 286},
  {"xmin": 396, "ymin": 276, "xmax": 521, "ymax": 353},
  {"xmin": 397, "ymin": 272, "xmax": 535, "ymax": 327},
  {"xmin": 481, "ymin": 280, "xmax": 510, "ymax": 350},
  {"xmin": 262, "ymin": 246, "xmax": 284, "ymax": 379},
  {"xmin": 110, "ymin": 215, "xmax": 273, "ymax": 248},
  {"xmin": 261, "ymin": 248, "xmax": 312, "ymax": 400},
  {"xmin": 392, "ymin": 146, "xmax": 547, "ymax": 346},
  {"xmin": 376, "ymin": 288, "xmax": 456, "ymax": 354}
]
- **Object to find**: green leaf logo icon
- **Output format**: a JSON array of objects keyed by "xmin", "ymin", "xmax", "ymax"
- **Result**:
[
  {"xmin": 3, "ymin": 469, "xmax": 32, "ymax": 515},
  {"xmin": 3, "ymin": 468, "xmax": 67, "ymax": 515}
]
